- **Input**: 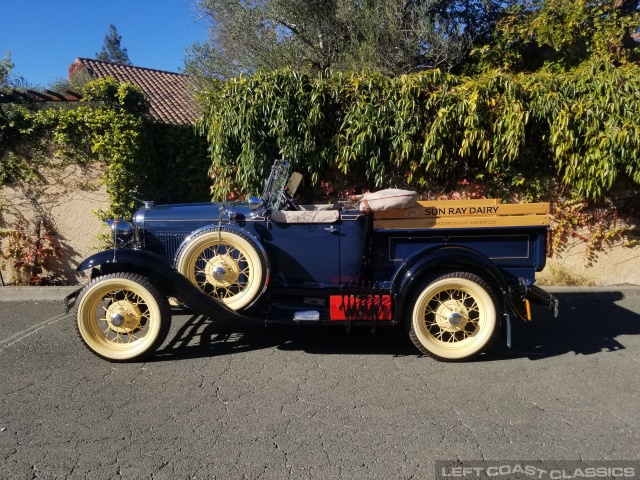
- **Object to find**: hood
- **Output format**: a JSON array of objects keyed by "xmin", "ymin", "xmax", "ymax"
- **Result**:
[{"xmin": 134, "ymin": 202, "xmax": 255, "ymax": 224}]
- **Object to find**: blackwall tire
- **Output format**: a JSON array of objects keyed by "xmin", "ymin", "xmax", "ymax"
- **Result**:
[
  {"xmin": 176, "ymin": 228, "xmax": 266, "ymax": 310},
  {"xmin": 75, "ymin": 273, "xmax": 171, "ymax": 362},
  {"xmin": 406, "ymin": 272, "xmax": 498, "ymax": 361}
]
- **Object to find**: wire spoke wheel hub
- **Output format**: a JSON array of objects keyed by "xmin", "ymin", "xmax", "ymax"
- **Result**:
[
  {"xmin": 105, "ymin": 297, "xmax": 144, "ymax": 335},
  {"xmin": 428, "ymin": 289, "xmax": 479, "ymax": 339},
  {"xmin": 202, "ymin": 250, "xmax": 245, "ymax": 292}
]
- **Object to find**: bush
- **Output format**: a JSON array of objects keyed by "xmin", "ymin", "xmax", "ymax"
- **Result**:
[{"xmin": 198, "ymin": 62, "xmax": 640, "ymax": 203}]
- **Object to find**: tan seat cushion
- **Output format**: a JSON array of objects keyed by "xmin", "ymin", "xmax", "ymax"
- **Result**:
[
  {"xmin": 358, "ymin": 189, "xmax": 418, "ymax": 212},
  {"xmin": 271, "ymin": 209, "xmax": 340, "ymax": 224}
]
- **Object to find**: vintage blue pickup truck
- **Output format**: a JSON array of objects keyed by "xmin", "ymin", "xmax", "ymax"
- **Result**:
[{"xmin": 67, "ymin": 160, "xmax": 558, "ymax": 362}]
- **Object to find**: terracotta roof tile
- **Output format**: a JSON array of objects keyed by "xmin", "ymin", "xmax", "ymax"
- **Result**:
[{"xmin": 71, "ymin": 58, "xmax": 200, "ymax": 125}]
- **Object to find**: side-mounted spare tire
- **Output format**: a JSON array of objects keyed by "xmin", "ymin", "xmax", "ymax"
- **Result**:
[
  {"xmin": 406, "ymin": 271, "xmax": 499, "ymax": 361},
  {"xmin": 75, "ymin": 273, "xmax": 171, "ymax": 362},
  {"xmin": 175, "ymin": 227, "xmax": 267, "ymax": 310}
]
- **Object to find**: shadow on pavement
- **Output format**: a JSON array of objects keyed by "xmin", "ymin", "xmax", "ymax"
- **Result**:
[
  {"xmin": 154, "ymin": 313, "xmax": 416, "ymax": 362},
  {"xmin": 491, "ymin": 291, "xmax": 640, "ymax": 360},
  {"xmin": 153, "ymin": 291, "xmax": 640, "ymax": 362}
]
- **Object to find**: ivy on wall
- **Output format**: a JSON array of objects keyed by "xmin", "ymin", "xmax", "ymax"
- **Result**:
[
  {"xmin": 0, "ymin": 78, "xmax": 210, "ymax": 284},
  {"xmin": 1, "ymin": 78, "xmax": 210, "ymax": 218}
]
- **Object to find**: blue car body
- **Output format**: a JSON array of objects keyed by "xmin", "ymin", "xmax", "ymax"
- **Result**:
[{"xmin": 71, "ymin": 160, "xmax": 557, "ymax": 361}]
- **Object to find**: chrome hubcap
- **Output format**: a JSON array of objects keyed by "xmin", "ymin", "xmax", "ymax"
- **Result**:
[
  {"xmin": 211, "ymin": 266, "xmax": 227, "ymax": 281},
  {"xmin": 109, "ymin": 312, "xmax": 125, "ymax": 327},
  {"xmin": 448, "ymin": 311, "xmax": 464, "ymax": 327}
]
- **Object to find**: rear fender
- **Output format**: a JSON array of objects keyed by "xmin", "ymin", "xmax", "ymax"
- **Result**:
[
  {"xmin": 75, "ymin": 249, "xmax": 253, "ymax": 322},
  {"xmin": 391, "ymin": 245, "xmax": 513, "ymax": 323}
]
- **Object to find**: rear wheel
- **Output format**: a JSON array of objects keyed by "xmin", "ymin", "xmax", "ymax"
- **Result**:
[
  {"xmin": 176, "ymin": 229, "xmax": 266, "ymax": 310},
  {"xmin": 75, "ymin": 273, "xmax": 170, "ymax": 362},
  {"xmin": 406, "ymin": 272, "xmax": 498, "ymax": 361}
]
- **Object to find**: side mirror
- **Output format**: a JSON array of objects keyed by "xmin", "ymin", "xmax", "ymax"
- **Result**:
[{"xmin": 248, "ymin": 196, "xmax": 263, "ymax": 211}]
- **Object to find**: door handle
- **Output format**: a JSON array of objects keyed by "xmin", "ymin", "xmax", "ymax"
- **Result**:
[{"xmin": 324, "ymin": 225, "xmax": 338, "ymax": 234}]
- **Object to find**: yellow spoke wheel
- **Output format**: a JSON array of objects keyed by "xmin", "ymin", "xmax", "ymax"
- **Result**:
[
  {"xmin": 75, "ymin": 273, "xmax": 170, "ymax": 361},
  {"xmin": 176, "ymin": 229, "xmax": 266, "ymax": 310},
  {"xmin": 407, "ymin": 272, "xmax": 498, "ymax": 361}
]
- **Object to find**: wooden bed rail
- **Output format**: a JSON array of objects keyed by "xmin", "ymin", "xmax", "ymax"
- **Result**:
[{"xmin": 373, "ymin": 200, "xmax": 550, "ymax": 229}]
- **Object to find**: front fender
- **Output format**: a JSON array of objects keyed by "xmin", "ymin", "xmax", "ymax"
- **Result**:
[
  {"xmin": 77, "ymin": 248, "xmax": 172, "ymax": 274},
  {"xmin": 75, "ymin": 248, "xmax": 253, "ymax": 322},
  {"xmin": 391, "ymin": 245, "xmax": 513, "ymax": 323}
]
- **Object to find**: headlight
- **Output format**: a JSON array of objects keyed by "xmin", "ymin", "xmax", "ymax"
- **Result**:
[{"xmin": 105, "ymin": 218, "xmax": 132, "ymax": 246}]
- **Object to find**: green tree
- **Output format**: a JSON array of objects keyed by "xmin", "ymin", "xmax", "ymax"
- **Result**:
[
  {"xmin": 185, "ymin": 0, "xmax": 502, "ymax": 79},
  {"xmin": 0, "ymin": 52, "xmax": 27, "ymax": 92},
  {"xmin": 0, "ymin": 51, "xmax": 13, "ymax": 90},
  {"xmin": 96, "ymin": 24, "xmax": 132, "ymax": 65},
  {"xmin": 0, "ymin": 52, "xmax": 15, "ymax": 162},
  {"xmin": 471, "ymin": 0, "xmax": 640, "ymax": 72}
]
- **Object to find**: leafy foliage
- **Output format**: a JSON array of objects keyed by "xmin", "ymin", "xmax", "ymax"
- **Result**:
[
  {"xmin": 1, "ymin": 54, "xmax": 40, "ymax": 182},
  {"xmin": 194, "ymin": 0, "xmax": 639, "ymax": 202},
  {"xmin": 1, "ymin": 78, "xmax": 210, "ymax": 284},
  {"xmin": 0, "ymin": 152, "xmax": 38, "ymax": 184},
  {"xmin": 470, "ymin": 0, "xmax": 640, "ymax": 72},
  {"xmin": 82, "ymin": 76, "xmax": 150, "ymax": 115},
  {"xmin": 2, "ymin": 78, "xmax": 210, "ymax": 218},
  {"xmin": 199, "ymin": 64, "xmax": 640, "ymax": 201},
  {"xmin": 549, "ymin": 198, "xmax": 628, "ymax": 263},
  {"xmin": 0, "ymin": 217, "xmax": 64, "ymax": 286}
]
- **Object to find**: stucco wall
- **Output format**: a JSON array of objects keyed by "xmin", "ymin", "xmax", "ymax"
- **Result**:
[
  {"xmin": 0, "ymin": 164, "xmax": 109, "ymax": 285},
  {"xmin": 1, "ymin": 164, "xmax": 638, "ymax": 286},
  {"xmin": 538, "ymin": 229, "xmax": 640, "ymax": 286}
]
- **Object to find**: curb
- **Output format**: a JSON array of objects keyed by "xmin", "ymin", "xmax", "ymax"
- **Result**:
[
  {"xmin": 0, "ymin": 286, "xmax": 80, "ymax": 302},
  {"xmin": 543, "ymin": 285, "xmax": 640, "ymax": 298},
  {"xmin": 1, "ymin": 285, "xmax": 640, "ymax": 302}
]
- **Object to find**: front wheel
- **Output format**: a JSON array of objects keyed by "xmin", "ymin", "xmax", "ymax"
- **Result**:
[
  {"xmin": 406, "ymin": 272, "xmax": 498, "ymax": 361},
  {"xmin": 75, "ymin": 273, "xmax": 171, "ymax": 362}
]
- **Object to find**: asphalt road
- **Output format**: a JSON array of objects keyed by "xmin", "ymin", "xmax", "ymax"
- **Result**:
[{"xmin": 1, "ymin": 290, "xmax": 639, "ymax": 479}]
